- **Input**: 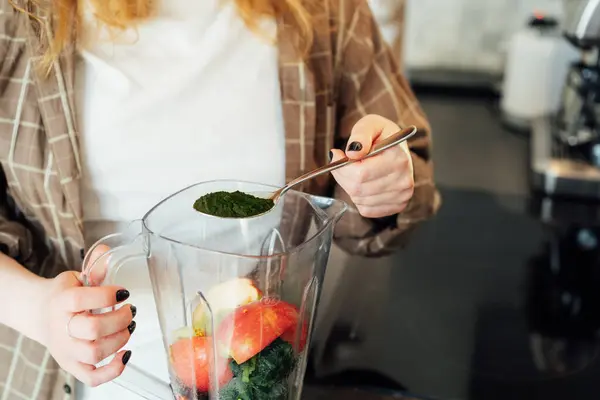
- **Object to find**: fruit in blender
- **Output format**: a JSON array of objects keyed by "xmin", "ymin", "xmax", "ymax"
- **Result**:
[
  {"xmin": 170, "ymin": 336, "xmax": 233, "ymax": 392},
  {"xmin": 192, "ymin": 278, "xmax": 262, "ymax": 334},
  {"xmin": 281, "ymin": 318, "xmax": 309, "ymax": 353},
  {"xmin": 216, "ymin": 298, "xmax": 298, "ymax": 364}
]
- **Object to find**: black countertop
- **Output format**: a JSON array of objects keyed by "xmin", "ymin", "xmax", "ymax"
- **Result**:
[
  {"xmin": 303, "ymin": 385, "xmax": 417, "ymax": 400},
  {"xmin": 305, "ymin": 90, "xmax": 600, "ymax": 400},
  {"xmin": 308, "ymin": 186, "xmax": 600, "ymax": 400}
]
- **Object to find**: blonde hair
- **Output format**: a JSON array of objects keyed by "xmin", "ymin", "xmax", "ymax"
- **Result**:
[{"xmin": 12, "ymin": 0, "xmax": 317, "ymax": 72}]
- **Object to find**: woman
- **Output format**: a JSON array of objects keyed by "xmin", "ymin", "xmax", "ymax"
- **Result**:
[{"xmin": 0, "ymin": 0, "xmax": 439, "ymax": 398}]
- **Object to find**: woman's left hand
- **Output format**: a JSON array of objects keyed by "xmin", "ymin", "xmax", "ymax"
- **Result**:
[{"xmin": 330, "ymin": 114, "xmax": 415, "ymax": 219}]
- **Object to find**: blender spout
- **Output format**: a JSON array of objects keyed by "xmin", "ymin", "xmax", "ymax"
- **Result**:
[{"xmin": 315, "ymin": 196, "xmax": 348, "ymax": 224}]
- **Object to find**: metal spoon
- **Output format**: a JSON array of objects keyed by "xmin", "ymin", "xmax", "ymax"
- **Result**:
[
  {"xmin": 195, "ymin": 125, "xmax": 417, "ymax": 218},
  {"xmin": 269, "ymin": 124, "xmax": 418, "ymax": 204}
]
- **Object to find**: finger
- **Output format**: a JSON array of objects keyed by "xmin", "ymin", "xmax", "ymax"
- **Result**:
[
  {"xmin": 69, "ymin": 304, "xmax": 136, "ymax": 340},
  {"xmin": 356, "ymin": 204, "xmax": 408, "ymax": 219},
  {"xmin": 73, "ymin": 324, "xmax": 135, "ymax": 365},
  {"xmin": 73, "ymin": 350, "xmax": 132, "ymax": 388},
  {"xmin": 333, "ymin": 155, "xmax": 412, "ymax": 200},
  {"xmin": 358, "ymin": 148, "xmax": 404, "ymax": 182},
  {"xmin": 345, "ymin": 114, "xmax": 400, "ymax": 160},
  {"xmin": 333, "ymin": 141, "xmax": 408, "ymax": 182},
  {"xmin": 62, "ymin": 285, "xmax": 130, "ymax": 313},
  {"xmin": 330, "ymin": 148, "xmax": 351, "ymax": 183},
  {"xmin": 330, "ymin": 149, "xmax": 352, "ymax": 190},
  {"xmin": 353, "ymin": 188, "xmax": 413, "ymax": 207},
  {"xmin": 344, "ymin": 164, "xmax": 414, "ymax": 198},
  {"xmin": 329, "ymin": 148, "xmax": 346, "ymax": 166},
  {"xmin": 84, "ymin": 244, "xmax": 111, "ymax": 286},
  {"xmin": 331, "ymin": 148, "xmax": 387, "ymax": 184}
]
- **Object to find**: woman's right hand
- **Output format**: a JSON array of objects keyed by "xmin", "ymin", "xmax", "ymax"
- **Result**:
[{"xmin": 37, "ymin": 246, "xmax": 136, "ymax": 387}]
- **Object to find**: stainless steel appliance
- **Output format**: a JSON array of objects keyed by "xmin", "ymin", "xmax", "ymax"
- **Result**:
[
  {"xmin": 555, "ymin": 62, "xmax": 600, "ymax": 147},
  {"xmin": 564, "ymin": 0, "xmax": 600, "ymax": 49},
  {"xmin": 530, "ymin": 0, "xmax": 600, "ymax": 198}
]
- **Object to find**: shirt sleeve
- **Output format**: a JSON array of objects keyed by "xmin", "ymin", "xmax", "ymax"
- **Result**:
[
  {"xmin": 331, "ymin": 0, "xmax": 441, "ymax": 257},
  {"xmin": 0, "ymin": 2, "xmax": 40, "ymax": 267}
]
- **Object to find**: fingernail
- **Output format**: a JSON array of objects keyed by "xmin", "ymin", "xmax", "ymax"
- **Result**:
[
  {"xmin": 116, "ymin": 290, "xmax": 130, "ymax": 303},
  {"xmin": 122, "ymin": 350, "xmax": 132, "ymax": 365},
  {"xmin": 328, "ymin": 151, "xmax": 333, "ymax": 161},
  {"xmin": 128, "ymin": 321, "xmax": 136, "ymax": 335},
  {"xmin": 130, "ymin": 305, "xmax": 137, "ymax": 318},
  {"xmin": 347, "ymin": 142, "xmax": 363, "ymax": 152}
]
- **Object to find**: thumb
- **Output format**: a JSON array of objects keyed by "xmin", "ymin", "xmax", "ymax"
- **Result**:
[
  {"xmin": 345, "ymin": 128, "xmax": 375, "ymax": 161},
  {"xmin": 83, "ymin": 244, "xmax": 112, "ymax": 286}
]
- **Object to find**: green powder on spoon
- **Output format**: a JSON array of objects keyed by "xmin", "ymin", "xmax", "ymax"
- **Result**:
[{"xmin": 193, "ymin": 191, "xmax": 274, "ymax": 218}]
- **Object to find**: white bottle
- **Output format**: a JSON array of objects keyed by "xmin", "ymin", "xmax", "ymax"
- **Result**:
[{"xmin": 501, "ymin": 15, "xmax": 580, "ymax": 131}]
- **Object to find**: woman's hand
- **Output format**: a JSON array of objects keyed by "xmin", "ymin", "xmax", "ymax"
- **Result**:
[
  {"xmin": 37, "ymin": 246, "xmax": 136, "ymax": 387},
  {"xmin": 330, "ymin": 114, "xmax": 415, "ymax": 218}
]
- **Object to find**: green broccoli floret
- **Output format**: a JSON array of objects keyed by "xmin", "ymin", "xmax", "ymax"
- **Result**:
[{"xmin": 220, "ymin": 339, "xmax": 297, "ymax": 400}]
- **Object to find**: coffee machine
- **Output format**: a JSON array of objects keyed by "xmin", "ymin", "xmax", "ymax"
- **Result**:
[
  {"xmin": 531, "ymin": 0, "xmax": 600, "ymax": 199},
  {"xmin": 563, "ymin": 0, "xmax": 600, "ymax": 48}
]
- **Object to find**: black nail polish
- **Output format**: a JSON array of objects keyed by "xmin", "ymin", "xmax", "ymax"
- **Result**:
[
  {"xmin": 128, "ymin": 321, "xmax": 136, "ymax": 335},
  {"xmin": 122, "ymin": 350, "xmax": 132, "ymax": 365},
  {"xmin": 348, "ymin": 142, "xmax": 363, "ymax": 152},
  {"xmin": 328, "ymin": 151, "xmax": 333, "ymax": 161},
  {"xmin": 116, "ymin": 290, "xmax": 130, "ymax": 303},
  {"xmin": 130, "ymin": 305, "xmax": 137, "ymax": 318},
  {"xmin": 80, "ymin": 249, "xmax": 85, "ymax": 260}
]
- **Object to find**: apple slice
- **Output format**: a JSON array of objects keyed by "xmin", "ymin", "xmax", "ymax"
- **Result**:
[
  {"xmin": 192, "ymin": 278, "xmax": 262, "ymax": 334},
  {"xmin": 215, "ymin": 298, "xmax": 299, "ymax": 364},
  {"xmin": 281, "ymin": 319, "xmax": 309, "ymax": 353},
  {"xmin": 170, "ymin": 336, "xmax": 233, "ymax": 392},
  {"xmin": 172, "ymin": 326, "xmax": 197, "ymax": 340}
]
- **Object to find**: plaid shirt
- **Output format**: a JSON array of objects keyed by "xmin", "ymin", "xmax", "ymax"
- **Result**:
[{"xmin": 0, "ymin": 0, "xmax": 439, "ymax": 398}]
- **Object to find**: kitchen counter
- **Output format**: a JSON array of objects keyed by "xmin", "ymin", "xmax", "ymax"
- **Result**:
[
  {"xmin": 303, "ymin": 386, "xmax": 419, "ymax": 400},
  {"xmin": 306, "ymin": 89, "xmax": 600, "ymax": 400}
]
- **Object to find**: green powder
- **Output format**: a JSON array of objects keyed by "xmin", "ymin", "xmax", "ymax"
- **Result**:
[{"xmin": 193, "ymin": 191, "xmax": 274, "ymax": 218}]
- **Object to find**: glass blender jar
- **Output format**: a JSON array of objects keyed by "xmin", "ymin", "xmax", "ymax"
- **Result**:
[{"xmin": 81, "ymin": 180, "xmax": 347, "ymax": 400}]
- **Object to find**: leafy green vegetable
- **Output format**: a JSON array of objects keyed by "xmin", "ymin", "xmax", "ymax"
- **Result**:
[
  {"xmin": 193, "ymin": 191, "xmax": 274, "ymax": 218},
  {"xmin": 218, "ymin": 377, "xmax": 252, "ymax": 400},
  {"xmin": 241, "ymin": 357, "xmax": 256, "ymax": 383},
  {"xmin": 219, "ymin": 338, "xmax": 297, "ymax": 400},
  {"xmin": 219, "ymin": 378, "xmax": 289, "ymax": 400}
]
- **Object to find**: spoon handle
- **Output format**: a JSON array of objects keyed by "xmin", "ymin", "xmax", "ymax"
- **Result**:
[{"xmin": 279, "ymin": 125, "xmax": 418, "ymax": 198}]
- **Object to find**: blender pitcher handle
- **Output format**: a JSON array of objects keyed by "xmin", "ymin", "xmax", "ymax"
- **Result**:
[
  {"xmin": 80, "ymin": 221, "xmax": 166, "ymax": 400},
  {"xmin": 81, "ymin": 219, "xmax": 147, "ymax": 290}
]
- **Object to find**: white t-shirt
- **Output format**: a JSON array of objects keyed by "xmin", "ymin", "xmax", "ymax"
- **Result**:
[
  {"xmin": 74, "ymin": 0, "xmax": 286, "ymax": 398},
  {"xmin": 76, "ymin": 0, "xmax": 286, "ymax": 224}
]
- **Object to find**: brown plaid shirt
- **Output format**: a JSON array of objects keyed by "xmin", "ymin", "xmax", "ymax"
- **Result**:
[{"xmin": 0, "ymin": 0, "xmax": 439, "ymax": 398}]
